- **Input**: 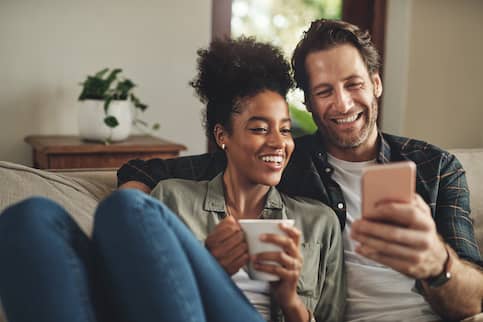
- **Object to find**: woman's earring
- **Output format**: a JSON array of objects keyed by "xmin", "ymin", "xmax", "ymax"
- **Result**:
[{"xmin": 221, "ymin": 143, "xmax": 226, "ymax": 150}]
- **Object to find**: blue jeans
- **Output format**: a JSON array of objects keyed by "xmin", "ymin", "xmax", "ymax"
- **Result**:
[{"xmin": 0, "ymin": 190, "xmax": 264, "ymax": 322}]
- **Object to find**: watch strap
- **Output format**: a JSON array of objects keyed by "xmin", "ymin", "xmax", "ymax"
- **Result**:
[{"xmin": 425, "ymin": 243, "xmax": 453, "ymax": 288}]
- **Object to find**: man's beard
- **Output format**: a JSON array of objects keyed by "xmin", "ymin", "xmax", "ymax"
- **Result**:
[{"xmin": 320, "ymin": 98, "xmax": 378, "ymax": 149}]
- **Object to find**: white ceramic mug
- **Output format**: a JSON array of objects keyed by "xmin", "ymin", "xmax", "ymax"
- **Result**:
[{"xmin": 239, "ymin": 219, "xmax": 295, "ymax": 281}]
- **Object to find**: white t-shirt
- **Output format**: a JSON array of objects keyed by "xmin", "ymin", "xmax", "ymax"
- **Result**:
[
  {"xmin": 327, "ymin": 154, "xmax": 440, "ymax": 322},
  {"xmin": 232, "ymin": 267, "xmax": 271, "ymax": 321}
]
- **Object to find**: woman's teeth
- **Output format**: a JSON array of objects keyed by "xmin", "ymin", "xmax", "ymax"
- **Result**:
[{"xmin": 261, "ymin": 156, "xmax": 283, "ymax": 164}]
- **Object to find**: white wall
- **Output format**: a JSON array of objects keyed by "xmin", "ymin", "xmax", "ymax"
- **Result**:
[
  {"xmin": 383, "ymin": 0, "xmax": 483, "ymax": 149},
  {"xmin": 0, "ymin": 0, "xmax": 211, "ymax": 166},
  {"xmin": 381, "ymin": 0, "xmax": 412, "ymax": 136}
]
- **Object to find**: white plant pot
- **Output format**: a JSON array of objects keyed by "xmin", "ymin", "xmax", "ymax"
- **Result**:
[{"xmin": 78, "ymin": 100, "xmax": 133, "ymax": 142}]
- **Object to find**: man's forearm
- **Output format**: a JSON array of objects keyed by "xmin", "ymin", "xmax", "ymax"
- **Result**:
[{"xmin": 422, "ymin": 250, "xmax": 483, "ymax": 321}]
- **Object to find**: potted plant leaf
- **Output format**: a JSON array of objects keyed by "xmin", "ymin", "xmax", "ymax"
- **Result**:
[{"xmin": 78, "ymin": 68, "xmax": 159, "ymax": 143}]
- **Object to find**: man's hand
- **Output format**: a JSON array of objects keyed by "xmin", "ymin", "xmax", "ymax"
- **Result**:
[
  {"xmin": 351, "ymin": 194, "xmax": 447, "ymax": 279},
  {"xmin": 118, "ymin": 181, "xmax": 152, "ymax": 194},
  {"xmin": 205, "ymin": 216, "xmax": 249, "ymax": 275},
  {"xmin": 352, "ymin": 193, "xmax": 483, "ymax": 320}
]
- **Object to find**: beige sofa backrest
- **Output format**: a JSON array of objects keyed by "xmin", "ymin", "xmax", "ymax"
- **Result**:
[{"xmin": 0, "ymin": 161, "xmax": 115, "ymax": 236}]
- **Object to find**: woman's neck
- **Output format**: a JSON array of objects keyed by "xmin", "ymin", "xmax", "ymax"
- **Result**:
[{"xmin": 222, "ymin": 168, "xmax": 270, "ymax": 220}]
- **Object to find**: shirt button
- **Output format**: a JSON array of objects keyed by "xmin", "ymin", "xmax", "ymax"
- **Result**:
[
  {"xmin": 325, "ymin": 167, "xmax": 331, "ymax": 173},
  {"xmin": 337, "ymin": 203, "xmax": 344, "ymax": 209},
  {"xmin": 317, "ymin": 152, "xmax": 323, "ymax": 159}
]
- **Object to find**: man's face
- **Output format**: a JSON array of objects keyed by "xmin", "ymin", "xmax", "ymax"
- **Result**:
[{"xmin": 304, "ymin": 44, "xmax": 382, "ymax": 160}]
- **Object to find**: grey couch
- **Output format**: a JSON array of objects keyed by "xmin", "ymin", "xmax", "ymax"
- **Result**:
[{"xmin": 0, "ymin": 148, "xmax": 482, "ymax": 321}]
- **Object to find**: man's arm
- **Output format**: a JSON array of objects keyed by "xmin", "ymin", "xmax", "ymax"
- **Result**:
[
  {"xmin": 420, "ymin": 247, "xmax": 483, "ymax": 320},
  {"xmin": 117, "ymin": 158, "xmax": 172, "ymax": 191},
  {"xmin": 351, "ymin": 195, "xmax": 483, "ymax": 320},
  {"xmin": 418, "ymin": 155, "xmax": 483, "ymax": 319},
  {"xmin": 352, "ymin": 154, "xmax": 483, "ymax": 320},
  {"xmin": 116, "ymin": 152, "xmax": 227, "ymax": 191}
]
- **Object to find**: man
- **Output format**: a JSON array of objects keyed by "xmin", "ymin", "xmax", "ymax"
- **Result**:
[{"xmin": 119, "ymin": 19, "xmax": 482, "ymax": 321}]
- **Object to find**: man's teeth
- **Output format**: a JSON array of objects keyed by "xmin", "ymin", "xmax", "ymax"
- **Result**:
[
  {"xmin": 334, "ymin": 113, "xmax": 359, "ymax": 124},
  {"xmin": 261, "ymin": 156, "xmax": 283, "ymax": 163}
]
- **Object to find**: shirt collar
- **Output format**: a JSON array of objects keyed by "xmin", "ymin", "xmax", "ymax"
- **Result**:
[
  {"xmin": 312, "ymin": 130, "xmax": 391, "ymax": 165},
  {"xmin": 203, "ymin": 172, "xmax": 284, "ymax": 214},
  {"xmin": 378, "ymin": 132, "xmax": 392, "ymax": 163},
  {"xmin": 203, "ymin": 173, "xmax": 226, "ymax": 212}
]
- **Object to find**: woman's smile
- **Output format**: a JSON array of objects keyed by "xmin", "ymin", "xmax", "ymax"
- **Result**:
[{"xmin": 259, "ymin": 154, "xmax": 285, "ymax": 169}]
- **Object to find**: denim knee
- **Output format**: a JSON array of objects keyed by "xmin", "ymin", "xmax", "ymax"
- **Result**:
[
  {"xmin": 0, "ymin": 197, "xmax": 74, "ymax": 242},
  {"xmin": 94, "ymin": 189, "xmax": 145, "ymax": 227},
  {"xmin": 93, "ymin": 189, "xmax": 176, "ymax": 241}
]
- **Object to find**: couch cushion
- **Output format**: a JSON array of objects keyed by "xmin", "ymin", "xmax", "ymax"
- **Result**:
[
  {"xmin": 0, "ymin": 162, "xmax": 116, "ymax": 322},
  {"xmin": 0, "ymin": 161, "xmax": 114, "ymax": 236},
  {"xmin": 451, "ymin": 149, "xmax": 483, "ymax": 252}
]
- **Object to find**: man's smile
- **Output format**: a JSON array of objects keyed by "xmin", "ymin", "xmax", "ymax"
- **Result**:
[{"xmin": 330, "ymin": 111, "xmax": 363, "ymax": 125}]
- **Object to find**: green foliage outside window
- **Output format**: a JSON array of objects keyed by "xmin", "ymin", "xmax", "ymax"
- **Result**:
[
  {"xmin": 232, "ymin": 0, "xmax": 342, "ymax": 58},
  {"xmin": 289, "ymin": 105, "xmax": 317, "ymax": 137}
]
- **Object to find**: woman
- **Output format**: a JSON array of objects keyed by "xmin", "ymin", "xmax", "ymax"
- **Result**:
[{"xmin": 0, "ymin": 38, "xmax": 344, "ymax": 322}]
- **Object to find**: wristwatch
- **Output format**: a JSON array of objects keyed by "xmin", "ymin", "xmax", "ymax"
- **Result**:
[{"xmin": 425, "ymin": 243, "xmax": 453, "ymax": 288}]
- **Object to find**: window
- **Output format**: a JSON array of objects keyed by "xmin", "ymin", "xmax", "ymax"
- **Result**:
[
  {"xmin": 229, "ymin": 0, "xmax": 343, "ymax": 136},
  {"xmin": 231, "ymin": 0, "xmax": 342, "ymax": 59},
  {"xmin": 210, "ymin": 0, "xmax": 386, "ymax": 140}
]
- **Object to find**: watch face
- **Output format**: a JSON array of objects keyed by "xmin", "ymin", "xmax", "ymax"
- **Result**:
[{"xmin": 427, "ymin": 271, "xmax": 452, "ymax": 288}]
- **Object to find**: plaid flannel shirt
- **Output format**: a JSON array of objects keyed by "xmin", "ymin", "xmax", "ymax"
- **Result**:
[{"xmin": 117, "ymin": 132, "xmax": 482, "ymax": 267}]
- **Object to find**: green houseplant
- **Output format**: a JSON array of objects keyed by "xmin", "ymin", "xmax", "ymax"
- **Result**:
[{"xmin": 78, "ymin": 68, "xmax": 159, "ymax": 143}]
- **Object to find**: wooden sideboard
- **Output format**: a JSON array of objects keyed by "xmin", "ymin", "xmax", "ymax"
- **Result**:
[{"xmin": 25, "ymin": 135, "xmax": 187, "ymax": 170}]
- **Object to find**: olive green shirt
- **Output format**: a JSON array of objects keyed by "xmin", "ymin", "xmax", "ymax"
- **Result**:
[{"xmin": 151, "ymin": 173, "xmax": 345, "ymax": 322}]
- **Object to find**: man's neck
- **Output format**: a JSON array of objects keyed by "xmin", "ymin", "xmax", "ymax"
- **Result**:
[{"xmin": 324, "ymin": 130, "xmax": 379, "ymax": 162}]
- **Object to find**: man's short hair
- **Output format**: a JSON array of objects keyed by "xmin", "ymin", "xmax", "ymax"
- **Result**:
[{"xmin": 292, "ymin": 19, "xmax": 381, "ymax": 94}]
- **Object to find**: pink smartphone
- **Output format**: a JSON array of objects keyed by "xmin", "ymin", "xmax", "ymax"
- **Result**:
[{"xmin": 361, "ymin": 161, "xmax": 416, "ymax": 217}]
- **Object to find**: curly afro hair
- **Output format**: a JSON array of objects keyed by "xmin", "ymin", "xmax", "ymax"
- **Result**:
[{"xmin": 190, "ymin": 37, "xmax": 294, "ymax": 145}]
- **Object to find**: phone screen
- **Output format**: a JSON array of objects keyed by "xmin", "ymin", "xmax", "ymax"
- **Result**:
[{"xmin": 361, "ymin": 161, "xmax": 416, "ymax": 216}]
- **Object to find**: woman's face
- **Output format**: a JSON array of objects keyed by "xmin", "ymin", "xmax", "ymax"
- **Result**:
[{"xmin": 220, "ymin": 90, "xmax": 294, "ymax": 187}]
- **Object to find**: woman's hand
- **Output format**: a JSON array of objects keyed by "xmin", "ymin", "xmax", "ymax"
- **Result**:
[
  {"xmin": 118, "ymin": 181, "xmax": 151, "ymax": 193},
  {"xmin": 252, "ymin": 223, "xmax": 303, "ymax": 310},
  {"xmin": 205, "ymin": 216, "xmax": 250, "ymax": 275}
]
